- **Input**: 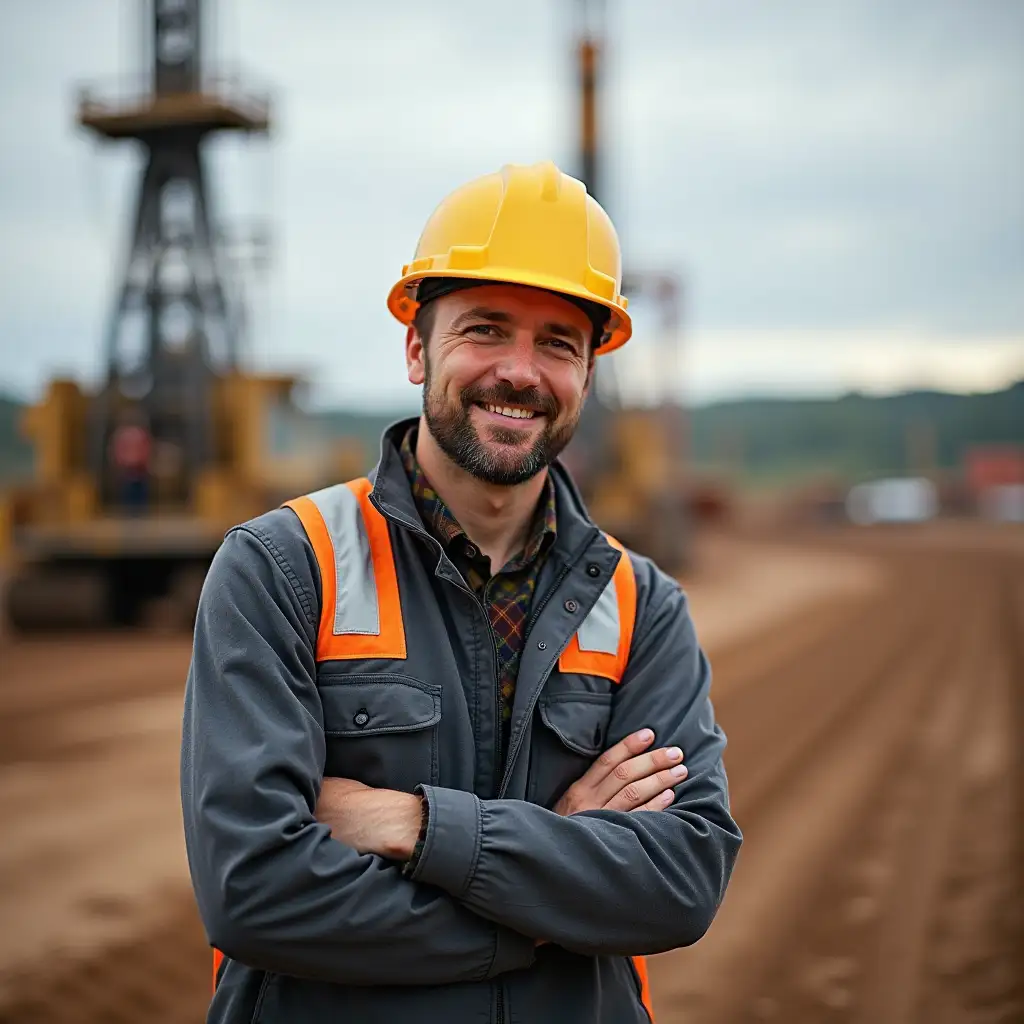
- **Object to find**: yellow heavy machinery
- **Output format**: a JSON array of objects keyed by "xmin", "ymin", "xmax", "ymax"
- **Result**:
[
  {"xmin": 0, "ymin": 372, "xmax": 360, "ymax": 630},
  {"xmin": 0, "ymin": 0, "xmax": 360, "ymax": 629}
]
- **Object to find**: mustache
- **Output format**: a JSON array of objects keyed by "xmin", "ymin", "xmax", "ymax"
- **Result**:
[{"xmin": 461, "ymin": 382, "xmax": 558, "ymax": 418}]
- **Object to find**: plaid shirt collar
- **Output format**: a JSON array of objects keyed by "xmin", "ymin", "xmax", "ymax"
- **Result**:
[{"xmin": 399, "ymin": 425, "xmax": 557, "ymax": 570}]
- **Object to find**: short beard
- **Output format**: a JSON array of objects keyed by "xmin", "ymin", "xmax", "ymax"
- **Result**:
[{"xmin": 422, "ymin": 356, "xmax": 579, "ymax": 487}]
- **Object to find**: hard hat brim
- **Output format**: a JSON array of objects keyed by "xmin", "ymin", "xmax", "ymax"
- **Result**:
[{"xmin": 387, "ymin": 268, "xmax": 631, "ymax": 355}]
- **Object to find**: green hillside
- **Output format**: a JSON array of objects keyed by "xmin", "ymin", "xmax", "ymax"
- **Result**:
[{"xmin": 686, "ymin": 382, "xmax": 1023, "ymax": 486}]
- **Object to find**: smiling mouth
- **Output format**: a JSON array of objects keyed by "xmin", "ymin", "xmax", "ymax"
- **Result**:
[{"xmin": 477, "ymin": 403, "xmax": 541, "ymax": 421}]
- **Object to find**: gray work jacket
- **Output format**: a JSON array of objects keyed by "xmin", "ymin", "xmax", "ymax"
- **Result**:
[{"xmin": 180, "ymin": 417, "xmax": 741, "ymax": 1024}]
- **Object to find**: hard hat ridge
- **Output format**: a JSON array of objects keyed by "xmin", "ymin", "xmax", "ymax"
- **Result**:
[{"xmin": 387, "ymin": 161, "xmax": 631, "ymax": 354}]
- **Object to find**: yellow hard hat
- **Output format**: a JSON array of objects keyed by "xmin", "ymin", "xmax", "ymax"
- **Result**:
[{"xmin": 387, "ymin": 161, "xmax": 631, "ymax": 354}]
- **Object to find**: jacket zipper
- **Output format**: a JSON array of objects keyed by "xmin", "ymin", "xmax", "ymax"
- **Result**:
[
  {"xmin": 423, "ymin": 562, "xmax": 504, "ymax": 1024},
  {"xmin": 372, "ymin": 495, "xmax": 603, "ymax": 1024},
  {"xmin": 498, "ymin": 529, "xmax": 600, "ymax": 797}
]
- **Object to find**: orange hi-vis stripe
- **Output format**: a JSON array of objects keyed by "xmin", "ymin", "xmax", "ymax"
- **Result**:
[
  {"xmin": 283, "ymin": 477, "xmax": 407, "ymax": 663},
  {"xmin": 632, "ymin": 954, "xmax": 655, "ymax": 1020},
  {"xmin": 558, "ymin": 534, "xmax": 636, "ymax": 683},
  {"xmin": 211, "ymin": 478, "xmax": 410, "ymax": 994}
]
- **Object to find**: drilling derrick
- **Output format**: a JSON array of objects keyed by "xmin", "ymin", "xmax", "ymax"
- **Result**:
[
  {"xmin": 0, "ymin": 1, "xmax": 351, "ymax": 631},
  {"xmin": 78, "ymin": 0, "xmax": 269, "ymax": 506}
]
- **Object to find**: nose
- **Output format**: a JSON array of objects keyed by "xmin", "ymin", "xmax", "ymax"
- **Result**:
[{"xmin": 495, "ymin": 332, "xmax": 541, "ymax": 390}]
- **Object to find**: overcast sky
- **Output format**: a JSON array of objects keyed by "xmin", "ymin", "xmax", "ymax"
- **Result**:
[{"xmin": 1, "ymin": 0, "xmax": 1021, "ymax": 410}]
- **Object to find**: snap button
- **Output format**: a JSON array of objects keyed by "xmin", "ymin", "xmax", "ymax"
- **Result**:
[
  {"xmin": 353, "ymin": 710, "xmax": 370, "ymax": 728},
  {"xmin": 564, "ymin": 599, "xmax": 579, "ymax": 613},
  {"xmin": 537, "ymin": 641, "xmax": 547, "ymax": 650},
  {"xmin": 586, "ymin": 564, "xmax": 600, "ymax": 577},
  {"xmin": 464, "ymin": 542, "xmax": 478, "ymax": 558}
]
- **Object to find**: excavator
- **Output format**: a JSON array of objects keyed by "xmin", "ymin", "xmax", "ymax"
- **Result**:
[{"xmin": 0, "ymin": 0, "xmax": 360, "ymax": 630}]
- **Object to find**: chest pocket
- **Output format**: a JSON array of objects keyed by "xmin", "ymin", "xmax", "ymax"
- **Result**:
[
  {"xmin": 529, "ymin": 689, "xmax": 613, "ymax": 808},
  {"xmin": 284, "ymin": 478, "xmax": 440, "ymax": 792},
  {"xmin": 319, "ymin": 674, "xmax": 441, "ymax": 793}
]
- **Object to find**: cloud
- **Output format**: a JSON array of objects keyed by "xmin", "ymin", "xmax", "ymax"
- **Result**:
[
  {"xmin": 612, "ymin": 327, "xmax": 1024, "ymax": 408},
  {"xmin": 0, "ymin": 0, "xmax": 1021, "ymax": 407}
]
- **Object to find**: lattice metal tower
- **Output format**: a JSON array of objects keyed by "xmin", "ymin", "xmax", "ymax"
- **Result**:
[{"xmin": 77, "ymin": 0, "xmax": 269, "ymax": 505}]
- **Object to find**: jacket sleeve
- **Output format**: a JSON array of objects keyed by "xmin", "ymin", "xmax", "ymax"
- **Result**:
[
  {"xmin": 180, "ymin": 523, "xmax": 536, "ymax": 986},
  {"xmin": 408, "ymin": 560, "xmax": 742, "ymax": 956}
]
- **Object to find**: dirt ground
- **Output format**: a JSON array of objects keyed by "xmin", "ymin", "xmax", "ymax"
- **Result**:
[{"xmin": 0, "ymin": 523, "xmax": 1020, "ymax": 1023}]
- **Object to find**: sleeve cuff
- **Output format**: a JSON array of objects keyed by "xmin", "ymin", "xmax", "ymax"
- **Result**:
[
  {"xmin": 401, "ymin": 793, "xmax": 430, "ymax": 877},
  {"xmin": 409, "ymin": 785, "xmax": 482, "ymax": 897}
]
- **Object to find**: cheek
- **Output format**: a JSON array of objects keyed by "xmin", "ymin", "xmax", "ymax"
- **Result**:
[
  {"xmin": 443, "ymin": 350, "xmax": 497, "ymax": 392},
  {"xmin": 549, "ymin": 365, "xmax": 589, "ymax": 413}
]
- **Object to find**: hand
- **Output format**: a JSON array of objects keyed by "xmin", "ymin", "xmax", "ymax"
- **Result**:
[
  {"xmin": 553, "ymin": 729, "xmax": 686, "ymax": 816},
  {"xmin": 316, "ymin": 777, "xmax": 423, "ymax": 861}
]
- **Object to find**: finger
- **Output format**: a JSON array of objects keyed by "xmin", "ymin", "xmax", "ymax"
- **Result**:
[
  {"xmin": 594, "ymin": 745, "xmax": 685, "ymax": 807},
  {"xmin": 584, "ymin": 729, "xmax": 657, "ymax": 787},
  {"xmin": 604, "ymin": 762, "xmax": 688, "ymax": 812},
  {"xmin": 633, "ymin": 788, "xmax": 678, "ymax": 813}
]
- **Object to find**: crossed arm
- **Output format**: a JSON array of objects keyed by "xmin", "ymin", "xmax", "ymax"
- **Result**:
[
  {"xmin": 315, "ymin": 727, "xmax": 688, "ymax": 866},
  {"xmin": 181, "ymin": 527, "xmax": 740, "ymax": 987}
]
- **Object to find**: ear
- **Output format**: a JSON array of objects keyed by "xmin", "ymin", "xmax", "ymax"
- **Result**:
[{"xmin": 406, "ymin": 325, "xmax": 426, "ymax": 386}]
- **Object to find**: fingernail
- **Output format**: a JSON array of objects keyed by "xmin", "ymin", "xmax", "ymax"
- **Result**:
[
  {"xmin": 661, "ymin": 790, "xmax": 674, "ymax": 804},
  {"xmin": 638, "ymin": 729, "xmax": 654, "ymax": 743},
  {"xmin": 670, "ymin": 764, "xmax": 687, "ymax": 778},
  {"xmin": 667, "ymin": 747, "xmax": 682, "ymax": 761}
]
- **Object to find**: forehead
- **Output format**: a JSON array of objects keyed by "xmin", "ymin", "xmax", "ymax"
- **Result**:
[{"xmin": 435, "ymin": 283, "xmax": 593, "ymax": 334}]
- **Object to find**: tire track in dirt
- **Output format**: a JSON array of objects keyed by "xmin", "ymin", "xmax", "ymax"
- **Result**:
[
  {"xmin": 647, "ymin": 562, "xmax": 963, "ymax": 1022},
  {"xmin": 649, "ymin": 543, "xmax": 1024, "ymax": 1024},
  {"xmin": 910, "ymin": 563, "xmax": 1024, "ymax": 1023},
  {"xmin": 728, "ymin": 561, "xmax": 994, "ymax": 1022},
  {"xmin": 0, "ymin": 894, "xmax": 209, "ymax": 1024}
]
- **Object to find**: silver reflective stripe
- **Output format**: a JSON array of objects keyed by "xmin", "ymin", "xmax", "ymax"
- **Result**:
[
  {"xmin": 307, "ymin": 485, "xmax": 380, "ymax": 636},
  {"xmin": 576, "ymin": 576, "xmax": 620, "ymax": 654}
]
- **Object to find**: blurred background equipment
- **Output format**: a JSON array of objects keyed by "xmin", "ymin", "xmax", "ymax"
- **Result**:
[
  {"xmin": 845, "ymin": 476, "xmax": 939, "ymax": 526},
  {"xmin": 562, "ymin": 0, "xmax": 698, "ymax": 572},
  {"xmin": 0, "ymin": 0, "xmax": 357, "ymax": 631}
]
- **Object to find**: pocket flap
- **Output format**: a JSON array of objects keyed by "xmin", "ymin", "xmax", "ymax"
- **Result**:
[
  {"xmin": 320, "ymin": 675, "xmax": 441, "ymax": 737},
  {"xmin": 538, "ymin": 692, "xmax": 613, "ymax": 756}
]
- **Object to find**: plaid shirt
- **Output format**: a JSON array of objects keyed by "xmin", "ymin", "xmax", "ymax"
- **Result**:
[{"xmin": 399, "ymin": 427, "xmax": 557, "ymax": 754}]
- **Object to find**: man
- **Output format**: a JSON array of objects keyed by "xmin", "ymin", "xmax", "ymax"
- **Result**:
[
  {"xmin": 108, "ymin": 407, "xmax": 152, "ymax": 513},
  {"xmin": 181, "ymin": 160, "xmax": 741, "ymax": 1024}
]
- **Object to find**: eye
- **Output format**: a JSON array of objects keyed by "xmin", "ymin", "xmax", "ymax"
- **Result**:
[
  {"xmin": 467, "ymin": 323, "xmax": 500, "ymax": 337},
  {"xmin": 544, "ymin": 337, "xmax": 579, "ymax": 354}
]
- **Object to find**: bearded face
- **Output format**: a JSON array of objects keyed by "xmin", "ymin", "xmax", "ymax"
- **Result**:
[
  {"xmin": 422, "ymin": 365, "xmax": 582, "ymax": 486},
  {"xmin": 409, "ymin": 284, "xmax": 595, "ymax": 487}
]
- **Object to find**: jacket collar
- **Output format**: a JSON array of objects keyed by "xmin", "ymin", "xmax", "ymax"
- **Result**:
[{"xmin": 368, "ymin": 416, "xmax": 607, "ymax": 562}]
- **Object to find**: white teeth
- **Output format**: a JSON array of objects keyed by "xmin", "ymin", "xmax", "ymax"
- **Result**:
[{"xmin": 484, "ymin": 404, "xmax": 536, "ymax": 420}]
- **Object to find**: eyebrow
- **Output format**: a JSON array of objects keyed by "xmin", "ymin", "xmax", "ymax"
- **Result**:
[
  {"xmin": 450, "ymin": 307, "xmax": 514, "ymax": 331},
  {"xmin": 451, "ymin": 307, "xmax": 586, "ymax": 346}
]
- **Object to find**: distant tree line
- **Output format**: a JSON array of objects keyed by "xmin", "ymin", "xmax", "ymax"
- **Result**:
[{"xmin": 685, "ymin": 381, "xmax": 1023, "ymax": 485}]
